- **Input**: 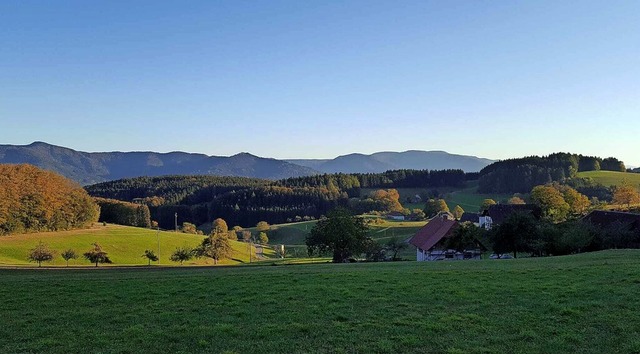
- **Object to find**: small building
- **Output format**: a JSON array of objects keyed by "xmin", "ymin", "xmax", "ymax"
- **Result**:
[
  {"xmin": 386, "ymin": 211, "xmax": 406, "ymax": 221},
  {"xmin": 459, "ymin": 212, "xmax": 480, "ymax": 226},
  {"xmin": 409, "ymin": 213, "xmax": 484, "ymax": 261}
]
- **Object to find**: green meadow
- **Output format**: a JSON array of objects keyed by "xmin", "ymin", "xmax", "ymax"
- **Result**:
[
  {"xmin": 578, "ymin": 170, "xmax": 640, "ymax": 189},
  {"xmin": 0, "ymin": 224, "xmax": 262, "ymax": 266},
  {"xmin": 1, "ymin": 250, "xmax": 639, "ymax": 353}
]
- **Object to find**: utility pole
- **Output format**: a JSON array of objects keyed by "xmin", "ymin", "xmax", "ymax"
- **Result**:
[
  {"xmin": 174, "ymin": 212, "xmax": 178, "ymax": 233},
  {"xmin": 156, "ymin": 225, "xmax": 160, "ymax": 263}
]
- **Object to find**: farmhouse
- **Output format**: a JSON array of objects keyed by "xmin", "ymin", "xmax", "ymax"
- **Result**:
[
  {"xmin": 409, "ymin": 213, "xmax": 483, "ymax": 261},
  {"xmin": 582, "ymin": 210, "xmax": 640, "ymax": 232}
]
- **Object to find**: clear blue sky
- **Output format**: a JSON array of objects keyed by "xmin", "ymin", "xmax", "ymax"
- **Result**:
[{"xmin": 1, "ymin": 1, "xmax": 639, "ymax": 165}]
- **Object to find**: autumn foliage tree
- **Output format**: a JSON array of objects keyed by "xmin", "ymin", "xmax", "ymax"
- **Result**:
[
  {"xmin": 0, "ymin": 164, "xmax": 99, "ymax": 235},
  {"xmin": 28, "ymin": 241, "xmax": 55, "ymax": 267},
  {"xmin": 195, "ymin": 231, "xmax": 233, "ymax": 265},
  {"xmin": 84, "ymin": 243, "xmax": 112, "ymax": 267},
  {"xmin": 612, "ymin": 181, "xmax": 640, "ymax": 208}
]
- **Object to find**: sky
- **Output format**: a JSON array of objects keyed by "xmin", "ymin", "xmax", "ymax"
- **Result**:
[{"xmin": 1, "ymin": 1, "xmax": 639, "ymax": 165}]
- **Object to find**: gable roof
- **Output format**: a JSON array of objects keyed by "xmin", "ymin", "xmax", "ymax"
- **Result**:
[
  {"xmin": 483, "ymin": 204, "xmax": 541, "ymax": 225},
  {"xmin": 409, "ymin": 216, "xmax": 458, "ymax": 251},
  {"xmin": 582, "ymin": 210, "xmax": 640, "ymax": 230},
  {"xmin": 459, "ymin": 212, "xmax": 479, "ymax": 223}
]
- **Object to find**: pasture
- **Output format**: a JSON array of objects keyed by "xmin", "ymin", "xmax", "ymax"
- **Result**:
[
  {"xmin": 0, "ymin": 224, "xmax": 261, "ymax": 266},
  {"xmin": 0, "ymin": 250, "xmax": 639, "ymax": 353},
  {"xmin": 578, "ymin": 170, "xmax": 640, "ymax": 189}
]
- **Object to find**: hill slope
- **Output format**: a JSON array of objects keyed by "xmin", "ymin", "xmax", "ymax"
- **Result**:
[
  {"xmin": 0, "ymin": 224, "xmax": 261, "ymax": 266},
  {"xmin": 577, "ymin": 170, "xmax": 640, "ymax": 189},
  {"xmin": 0, "ymin": 142, "xmax": 319, "ymax": 185},
  {"xmin": 289, "ymin": 150, "xmax": 494, "ymax": 173}
]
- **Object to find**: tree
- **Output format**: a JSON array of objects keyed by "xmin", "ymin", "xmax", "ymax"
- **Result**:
[
  {"xmin": 306, "ymin": 208, "xmax": 370, "ymax": 263},
  {"xmin": 453, "ymin": 205, "xmax": 464, "ymax": 220},
  {"xmin": 530, "ymin": 185, "xmax": 570, "ymax": 223},
  {"xmin": 385, "ymin": 237, "xmax": 407, "ymax": 261},
  {"xmin": 256, "ymin": 221, "xmax": 270, "ymax": 233},
  {"xmin": 488, "ymin": 212, "xmax": 541, "ymax": 258},
  {"xmin": 258, "ymin": 232, "xmax": 269, "ymax": 245},
  {"xmin": 83, "ymin": 243, "xmax": 112, "ymax": 267},
  {"xmin": 612, "ymin": 181, "xmax": 640, "ymax": 208},
  {"xmin": 424, "ymin": 199, "xmax": 449, "ymax": 218},
  {"xmin": 60, "ymin": 249, "xmax": 78, "ymax": 267},
  {"xmin": 195, "ymin": 232, "xmax": 233, "ymax": 265},
  {"xmin": 212, "ymin": 218, "xmax": 229, "ymax": 234},
  {"xmin": 508, "ymin": 196, "xmax": 526, "ymax": 205},
  {"xmin": 27, "ymin": 241, "xmax": 54, "ymax": 267},
  {"xmin": 409, "ymin": 209, "xmax": 426, "ymax": 221},
  {"xmin": 170, "ymin": 247, "xmax": 194, "ymax": 265},
  {"xmin": 481, "ymin": 199, "xmax": 497, "ymax": 212},
  {"xmin": 559, "ymin": 186, "xmax": 590, "ymax": 215},
  {"xmin": 181, "ymin": 222, "xmax": 197, "ymax": 234},
  {"xmin": 142, "ymin": 250, "xmax": 159, "ymax": 265},
  {"xmin": 445, "ymin": 223, "xmax": 484, "ymax": 252}
]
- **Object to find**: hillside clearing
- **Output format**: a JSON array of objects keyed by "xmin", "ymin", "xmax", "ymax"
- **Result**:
[
  {"xmin": 0, "ymin": 250, "xmax": 638, "ymax": 353},
  {"xmin": 577, "ymin": 170, "xmax": 640, "ymax": 189}
]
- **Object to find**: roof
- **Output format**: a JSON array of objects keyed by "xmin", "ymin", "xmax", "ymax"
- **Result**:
[
  {"xmin": 459, "ymin": 212, "xmax": 479, "ymax": 223},
  {"xmin": 409, "ymin": 216, "xmax": 458, "ymax": 251},
  {"xmin": 582, "ymin": 210, "xmax": 640, "ymax": 230},
  {"xmin": 483, "ymin": 204, "xmax": 541, "ymax": 225}
]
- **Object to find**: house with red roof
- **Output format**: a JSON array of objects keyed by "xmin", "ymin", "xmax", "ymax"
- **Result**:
[{"xmin": 409, "ymin": 213, "xmax": 484, "ymax": 261}]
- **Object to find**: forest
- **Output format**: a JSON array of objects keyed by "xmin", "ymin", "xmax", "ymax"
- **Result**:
[
  {"xmin": 86, "ymin": 169, "xmax": 468, "ymax": 229},
  {"xmin": 0, "ymin": 164, "xmax": 99, "ymax": 235},
  {"xmin": 478, "ymin": 153, "xmax": 625, "ymax": 194}
]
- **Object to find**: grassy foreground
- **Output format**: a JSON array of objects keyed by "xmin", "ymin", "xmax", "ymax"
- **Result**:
[
  {"xmin": 0, "ymin": 224, "xmax": 261, "ymax": 266},
  {"xmin": 1, "ymin": 250, "xmax": 639, "ymax": 353}
]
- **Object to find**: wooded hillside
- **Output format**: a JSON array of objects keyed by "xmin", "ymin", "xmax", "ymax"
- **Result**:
[{"xmin": 0, "ymin": 164, "xmax": 99, "ymax": 235}]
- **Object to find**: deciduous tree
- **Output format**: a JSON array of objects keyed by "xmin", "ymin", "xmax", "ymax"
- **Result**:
[
  {"xmin": 306, "ymin": 208, "xmax": 370, "ymax": 263},
  {"xmin": 83, "ymin": 243, "xmax": 112, "ymax": 267},
  {"xmin": 612, "ymin": 181, "xmax": 640, "ymax": 208},
  {"xmin": 530, "ymin": 186, "xmax": 570, "ymax": 223},
  {"xmin": 142, "ymin": 250, "xmax": 159, "ymax": 265},
  {"xmin": 28, "ymin": 241, "xmax": 54, "ymax": 267},
  {"xmin": 195, "ymin": 232, "xmax": 233, "ymax": 265},
  {"xmin": 60, "ymin": 249, "xmax": 78, "ymax": 267},
  {"xmin": 453, "ymin": 205, "xmax": 464, "ymax": 220},
  {"xmin": 170, "ymin": 247, "xmax": 194, "ymax": 265}
]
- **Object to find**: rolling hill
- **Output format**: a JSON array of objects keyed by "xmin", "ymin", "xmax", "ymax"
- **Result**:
[
  {"xmin": 288, "ymin": 150, "xmax": 495, "ymax": 173},
  {"xmin": 0, "ymin": 224, "xmax": 263, "ymax": 266},
  {"xmin": 0, "ymin": 142, "xmax": 318, "ymax": 185}
]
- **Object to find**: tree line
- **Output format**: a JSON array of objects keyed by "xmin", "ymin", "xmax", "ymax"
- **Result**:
[{"xmin": 85, "ymin": 169, "xmax": 470, "ymax": 229}]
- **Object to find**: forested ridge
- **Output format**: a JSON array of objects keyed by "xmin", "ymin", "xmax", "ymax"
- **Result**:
[
  {"xmin": 85, "ymin": 169, "xmax": 467, "ymax": 228},
  {"xmin": 479, "ymin": 153, "xmax": 626, "ymax": 194}
]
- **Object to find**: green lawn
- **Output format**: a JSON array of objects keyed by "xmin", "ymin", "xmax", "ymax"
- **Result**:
[
  {"xmin": 0, "ymin": 224, "xmax": 263, "ymax": 266},
  {"xmin": 1, "ymin": 250, "xmax": 639, "ymax": 353},
  {"xmin": 578, "ymin": 170, "xmax": 640, "ymax": 189},
  {"xmin": 264, "ymin": 218, "xmax": 425, "ymax": 260}
]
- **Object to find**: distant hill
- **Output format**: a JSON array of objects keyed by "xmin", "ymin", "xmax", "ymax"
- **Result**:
[
  {"xmin": 288, "ymin": 150, "xmax": 494, "ymax": 173},
  {"xmin": 0, "ymin": 142, "xmax": 319, "ymax": 185}
]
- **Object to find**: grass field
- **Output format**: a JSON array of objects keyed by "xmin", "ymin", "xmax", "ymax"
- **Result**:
[
  {"xmin": 0, "ymin": 224, "xmax": 263, "ymax": 266},
  {"xmin": 578, "ymin": 170, "xmax": 640, "ymax": 189},
  {"xmin": 265, "ymin": 219, "xmax": 425, "ymax": 260},
  {"xmin": 0, "ymin": 250, "xmax": 639, "ymax": 353}
]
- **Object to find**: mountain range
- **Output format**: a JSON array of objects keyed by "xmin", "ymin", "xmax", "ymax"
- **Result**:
[{"xmin": 0, "ymin": 142, "xmax": 495, "ymax": 185}]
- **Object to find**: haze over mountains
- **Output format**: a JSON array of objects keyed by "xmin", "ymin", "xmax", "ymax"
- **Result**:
[
  {"xmin": 0, "ymin": 142, "xmax": 495, "ymax": 185},
  {"xmin": 288, "ymin": 151, "xmax": 494, "ymax": 174}
]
